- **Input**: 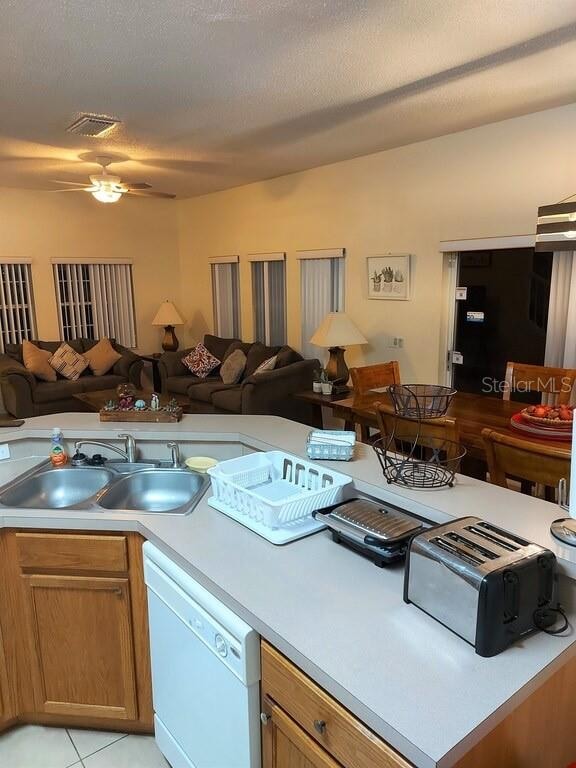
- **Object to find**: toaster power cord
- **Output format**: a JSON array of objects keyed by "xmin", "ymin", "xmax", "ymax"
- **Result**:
[{"xmin": 533, "ymin": 604, "xmax": 570, "ymax": 636}]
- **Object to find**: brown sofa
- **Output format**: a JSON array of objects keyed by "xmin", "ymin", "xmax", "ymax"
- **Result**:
[
  {"xmin": 159, "ymin": 334, "xmax": 318, "ymax": 423},
  {"xmin": 0, "ymin": 339, "xmax": 143, "ymax": 418}
]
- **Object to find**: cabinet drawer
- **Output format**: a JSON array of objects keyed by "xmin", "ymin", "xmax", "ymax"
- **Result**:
[
  {"xmin": 261, "ymin": 641, "xmax": 411, "ymax": 768},
  {"xmin": 15, "ymin": 533, "xmax": 128, "ymax": 573}
]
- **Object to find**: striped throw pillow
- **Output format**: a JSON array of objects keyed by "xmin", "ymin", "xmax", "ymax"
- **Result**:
[{"xmin": 49, "ymin": 343, "xmax": 89, "ymax": 381}]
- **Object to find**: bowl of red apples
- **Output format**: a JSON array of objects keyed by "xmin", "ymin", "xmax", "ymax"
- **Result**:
[{"xmin": 521, "ymin": 404, "xmax": 574, "ymax": 429}]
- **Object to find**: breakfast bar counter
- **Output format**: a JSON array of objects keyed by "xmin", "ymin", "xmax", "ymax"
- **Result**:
[{"xmin": 0, "ymin": 413, "xmax": 573, "ymax": 767}]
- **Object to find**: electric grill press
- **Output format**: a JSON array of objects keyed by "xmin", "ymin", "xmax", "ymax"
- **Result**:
[{"xmin": 313, "ymin": 498, "xmax": 424, "ymax": 567}]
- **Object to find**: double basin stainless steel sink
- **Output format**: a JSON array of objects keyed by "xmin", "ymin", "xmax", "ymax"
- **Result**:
[{"xmin": 0, "ymin": 461, "xmax": 209, "ymax": 515}]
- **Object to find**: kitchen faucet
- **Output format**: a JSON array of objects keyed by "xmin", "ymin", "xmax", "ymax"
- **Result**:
[
  {"xmin": 167, "ymin": 441, "xmax": 180, "ymax": 468},
  {"xmin": 73, "ymin": 434, "xmax": 138, "ymax": 463}
]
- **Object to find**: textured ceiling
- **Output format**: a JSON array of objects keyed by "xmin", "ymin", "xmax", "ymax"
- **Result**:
[{"xmin": 2, "ymin": 0, "xmax": 576, "ymax": 199}]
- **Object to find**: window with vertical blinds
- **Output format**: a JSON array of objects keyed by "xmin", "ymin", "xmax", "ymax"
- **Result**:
[
  {"xmin": 53, "ymin": 262, "xmax": 137, "ymax": 348},
  {"xmin": 0, "ymin": 262, "xmax": 37, "ymax": 352},
  {"xmin": 299, "ymin": 252, "xmax": 345, "ymax": 358},
  {"xmin": 251, "ymin": 258, "xmax": 287, "ymax": 346},
  {"xmin": 211, "ymin": 262, "xmax": 240, "ymax": 338}
]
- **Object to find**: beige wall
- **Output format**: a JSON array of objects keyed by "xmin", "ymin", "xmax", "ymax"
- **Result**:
[
  {"xmin": 0, "ymin": 188, "xmax": 180, "ymax": 353},
  {"xmin": 176, "ymin": 103, "xmax": 576, "ymax": 383}
]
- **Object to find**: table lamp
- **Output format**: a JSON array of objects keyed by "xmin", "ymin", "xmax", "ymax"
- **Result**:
[
  {"xmin": 152, "ymin": 301, "xmax": 184, "ymax": 352},
  {"xmin": 310, "ymin": 312, "xmax": 367, "ymax": 390}
]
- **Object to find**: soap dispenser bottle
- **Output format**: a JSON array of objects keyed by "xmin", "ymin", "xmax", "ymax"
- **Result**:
[{"xmin": 50, "ymin": 427, "xmax": 68, "ymax": 467}]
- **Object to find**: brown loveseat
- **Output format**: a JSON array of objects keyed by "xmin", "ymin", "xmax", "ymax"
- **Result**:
[
  {"xmin": 159, "ymin": 334, "xmax": 318, "ymax": 423},
  {"xmin": 0, "ymin": 339, "xmax": 142, "ymax": 418}
]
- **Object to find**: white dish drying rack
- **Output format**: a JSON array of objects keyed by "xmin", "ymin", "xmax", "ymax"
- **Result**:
[{"xmin": 207, "ymin": 451, "xmax": 351, "ymax": 544}]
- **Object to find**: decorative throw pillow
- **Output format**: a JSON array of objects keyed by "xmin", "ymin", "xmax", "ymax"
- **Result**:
[
  {"xmin": 49, "ymin": 343, "xmax": 89, "ymax": 381},
  {"xmin": 83, "ymin": 338, "xmax": 122, "ymax": 376},
  {"xmin": 182, "ymin": 343, "xmax": 221, "ymax": 378},
  {"xmin": 254, "ymin": 355, "xmax": 277, "ymax": 375},
  {"xmin": 22, "ymin": 340, "xmax": 56, "ymax": 382},
  {"xmin": 220, "ymin": 349, "xmax": 247, "ymax": 384}
]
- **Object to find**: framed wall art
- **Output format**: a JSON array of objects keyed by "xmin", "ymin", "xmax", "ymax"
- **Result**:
[{"xmin": 367, "ymin": 254, "xmax": 411, "ymax": 300}]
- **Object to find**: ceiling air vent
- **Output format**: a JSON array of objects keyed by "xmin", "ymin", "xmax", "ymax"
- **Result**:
[{"xmin": 66, "ymin": 114, "xmax": 120, "ymax": 137}]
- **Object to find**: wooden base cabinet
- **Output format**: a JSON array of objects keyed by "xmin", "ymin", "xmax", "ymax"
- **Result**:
[
  {"xmin": 0, "ymin": 530, "xmax": 153, "ymax": 734},
  {"xmin": 262, "ymin": 698, "xmax": 341, "ymax": 768},
  {"xmin": 22, "ymin": 573, "xmax": 138, "ymax": 720},
  {"xmin": 261, "ymin": 641, "xmax": 411, "ymax": 768},
  {"xmin": 262, "ymin": 641, "xmax": 576, "ymax": 768},
  {"xmin": 0, "ymin": 623, "xmax": 16, "ymax": 732}
]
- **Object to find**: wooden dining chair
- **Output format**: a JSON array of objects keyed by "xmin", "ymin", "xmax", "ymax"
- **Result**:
[
  {"xmin": 503, "ymin": 361, "xmax": 576, "ymax": 405},
  {"xmin": 350, "ymin": 362, "xmax": 400, "ymax": 441},
  {"xmin": 481, "ymin": 428, "xmax": 570, "ymax": 497},
  {"xmin": 376, "ymin": 406, "xmax": 461, "ymax": 459}
]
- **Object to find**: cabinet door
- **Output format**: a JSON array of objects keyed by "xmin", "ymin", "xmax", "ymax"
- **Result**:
[
  {"xmin": 22, "ymin": 573, "xmax": 138, "ymax": 720},
  {"xmin": 262, "ymin": 698, "xmax": 342, "ymax": 768},
  {"xmin": 0, "ymin": 624, "xmax": 13, "ymax": 730}
]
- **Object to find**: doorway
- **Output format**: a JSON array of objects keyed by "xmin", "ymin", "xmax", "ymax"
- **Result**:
[{"xmin": 450, "ymin": 248, "xmax": 553, "ymax": 399}]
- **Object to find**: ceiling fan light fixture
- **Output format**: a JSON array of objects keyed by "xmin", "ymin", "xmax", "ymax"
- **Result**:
[{"xmin": 91, "ymin": 188, "xmax": 122, "ymax": 203}]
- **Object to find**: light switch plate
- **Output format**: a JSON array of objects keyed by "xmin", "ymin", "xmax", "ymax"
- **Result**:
[{"xmin": 0, "ymin": 444, "xmax": 10, "ymax": 460}]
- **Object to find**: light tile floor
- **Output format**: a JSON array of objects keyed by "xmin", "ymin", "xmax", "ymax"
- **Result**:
[{"xmin": 0, "ymin": 725, "xmax": 170, "ymax": 768}]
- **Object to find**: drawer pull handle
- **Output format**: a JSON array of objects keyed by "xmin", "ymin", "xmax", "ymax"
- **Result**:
[{"xmin": 313, "ymin": 719, "xmax": 326, "ymax": 735}]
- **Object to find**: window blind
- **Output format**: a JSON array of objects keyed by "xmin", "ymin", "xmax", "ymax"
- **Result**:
[
  {"xmin": 300, "ymin": 256, "xmax": 345, "ymax": 359},
  {"xmin": 0, "ymin": 263, "xmax": 37, "ymax": 352},
  {"xmin": 53, "ymin": 262, "xmax": 137, "ymax": 347},
  {"xmin": 211, "ymin": 262, "xmax": 241, "ymax": 337},
  {"xmin": 251, "ymin": 259, "xmax": 287, "ymax": 346}
]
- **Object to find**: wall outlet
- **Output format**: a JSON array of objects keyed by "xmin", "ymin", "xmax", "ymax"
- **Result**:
[
  {"xmin": 387, "ymin": 337, "xmax": 404, "ymax": 349},
  {"xmin": 0, "ymin": 444, "xmax": 10, "ymax": 460}
]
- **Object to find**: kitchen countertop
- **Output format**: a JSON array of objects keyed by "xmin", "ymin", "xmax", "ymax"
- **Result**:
[{"xmin": 0, "ymin": 413, "xmax": 574, "ymax": 768}]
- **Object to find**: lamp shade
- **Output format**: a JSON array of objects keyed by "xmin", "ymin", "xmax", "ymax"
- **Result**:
[
  {"xmin": 535, "ymin": 201, "xmax": 576, "ymax": 252},
  {"xmin": 152, "ymin": 301, "xmax": 184, "ymax": 327},
  {"xmin": 310, "ymin": 312, "xmax": 367, "ymax": 348}
]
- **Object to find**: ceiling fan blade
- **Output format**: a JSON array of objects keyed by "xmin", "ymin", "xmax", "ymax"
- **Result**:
[
  {"xmin": 126, "ymin": 189, "xmax": 176, "ymax": 199},
  {"xmin": 126, "ymin": 182, "xmax": 152, "ymax": 190},
  {"xmin": 49, "ymin": 179, "xmax": 93, "ymax": 188},
  {"xmin": 47, "ymin": 187, "xmax": 91, "ymax": 192}
]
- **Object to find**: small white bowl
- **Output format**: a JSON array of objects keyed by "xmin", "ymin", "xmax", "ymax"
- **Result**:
[{"xmin": 185, "ymin": 456, "xmax": 219, "ymax": 473}]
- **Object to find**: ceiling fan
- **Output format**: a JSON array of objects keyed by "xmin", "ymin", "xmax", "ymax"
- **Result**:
[{"xmin": 50, "ymin": 156, "xmax": 176, "ymax": 203}]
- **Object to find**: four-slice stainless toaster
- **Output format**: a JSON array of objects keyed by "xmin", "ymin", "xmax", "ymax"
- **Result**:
[{"xmin": 404, "ymin": 516, "xmax": 556, "ymax": 656}]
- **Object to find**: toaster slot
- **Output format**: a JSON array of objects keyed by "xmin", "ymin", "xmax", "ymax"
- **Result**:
[
  {"xmin": 443, "ymin": 532, "xmax": 499, "ymax": 561},
  {"xmin": 474, "ymin": 521, "xmax": 529, "ymax": 548},
  {"xmin": 465, "ymin": 525, "xmax": 519, "ymax": 552},
  {"xmin": 431, "ymin": 536, "xmax": 483, "ymax": 566}
]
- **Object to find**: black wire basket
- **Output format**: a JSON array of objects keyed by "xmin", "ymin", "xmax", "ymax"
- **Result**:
[
  {"xmin": 373, "ymin": 434, "xmax": 466, "ymax": 489},
  {"xmin": 388, "ymin": 384, "xmax": 456, "ymax": 420}
]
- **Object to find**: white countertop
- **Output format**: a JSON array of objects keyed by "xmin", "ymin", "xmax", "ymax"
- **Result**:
[{"xmin": 0, "ymin": 413, "xmax": 574, "ymax": 768}]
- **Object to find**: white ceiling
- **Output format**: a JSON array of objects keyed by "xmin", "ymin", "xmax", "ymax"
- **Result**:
[{"xmin": 2, "ymin": 0, "xmax": 576, "ymax": 199}]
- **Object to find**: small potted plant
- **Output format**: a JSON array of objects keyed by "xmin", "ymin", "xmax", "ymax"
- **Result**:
[
  {"xmin": 312, "ymin": 369, "xmax": 323, "ymax": 393},
  {"xmin": 320, "ymin": 369, "xmax": 333, "ymax": 395}
]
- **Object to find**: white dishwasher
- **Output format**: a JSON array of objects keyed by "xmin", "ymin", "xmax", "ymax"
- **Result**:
[{"xmin": 143, "ymin": 542, "xmax": 261, "ymax": 768}]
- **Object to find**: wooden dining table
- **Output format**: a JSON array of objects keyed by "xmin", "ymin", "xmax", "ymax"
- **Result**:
[{"xmin": 296, "ymin": 389, "xmax": 572, "ymax": 463}]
